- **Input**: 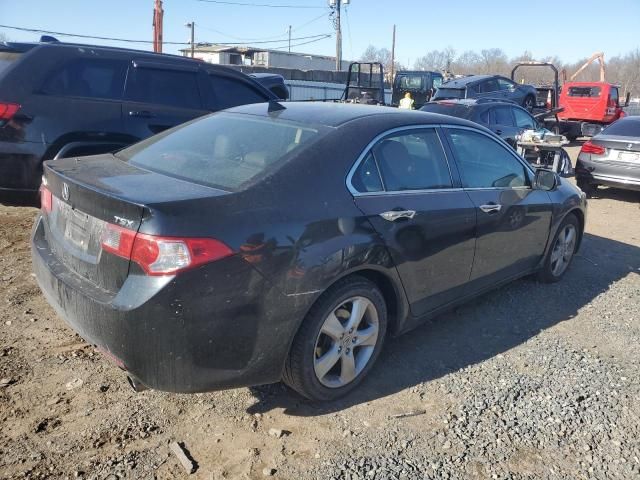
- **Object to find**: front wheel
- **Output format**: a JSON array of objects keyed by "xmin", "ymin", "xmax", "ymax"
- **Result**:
[
  {"xmin": 538, "ymin": 214, "xmax": 580, "ymax": 283},
  {"xmin": 283, "ymin": 276, "xmax": 387, "ymax": 402}
]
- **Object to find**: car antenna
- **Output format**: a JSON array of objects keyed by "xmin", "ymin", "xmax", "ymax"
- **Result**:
[{"xmin": 268, "ymin": 100, "xmax": 286, "ymax": 113}]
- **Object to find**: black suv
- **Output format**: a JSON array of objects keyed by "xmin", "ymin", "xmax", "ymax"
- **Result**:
[
  {"xmin": 0, "ymin": 40, "xmax": 276, "ymax": 196},
  {"xmin": 391, "ymin": 70, "xmax": 443, "ymax": 109},
  {"xmin": 421, "ymin": 99, "xmax": 539, "ymax": 148},
  {"xmin": 431, "ymin": 75, "xmax": 537, "ymax": 110}
]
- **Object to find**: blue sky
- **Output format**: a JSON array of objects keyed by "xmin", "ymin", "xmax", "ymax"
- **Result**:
[{"xmin": 1, "ymin": 0, "xmax": 639, "ymax": 66}]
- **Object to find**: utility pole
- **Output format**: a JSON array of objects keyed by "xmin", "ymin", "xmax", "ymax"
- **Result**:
[
  {"xmin": 288, "ymin": 25, "xmax": 292, "ymax": 53},
  {"xmin": 185, "ymin": 22, "xmax": 195, "ymax": 58},
  {"xmin": 152, "ymin": 0, "xmax": 163, "ymax": 53},
  {"xmin": 390, "ymin": 24, "xmax": 396, "ymax": 83},
  {"xmin": 335, "ymin": 0, "xmax": 342, "ymax": 71}
]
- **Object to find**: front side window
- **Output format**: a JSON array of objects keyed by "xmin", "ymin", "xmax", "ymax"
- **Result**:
[
  {"xmin": 609, "ymin": 87, "xmax": 619, "ymax": 106},
  {"xmin": 432, "ymin": 76, "xmax": 443, "ymax": 89},
  {"xmin": 41, "ymin": 58, "xmax": 127, "ymax": 100},
  {"xmin": 125, "ymin": 67, "xmax": 201, "ymax": 109},
  {"xmin": 498, "ymin": 78, "xmax": 515, "ymax": 91},
  {"xmin": 447, "ymin": 128, "xmax": 529, "ymax": 189},
  {"xmin": 119, "ymin": 113, "xmax": 324, "ymax": 191},
  {"xmin": 368, "ymin": 129, "xmax": 452, "ymax": 191},
  {"xmin": 513, "ymin": 108, "xmax": 536, "ymax": 129}
]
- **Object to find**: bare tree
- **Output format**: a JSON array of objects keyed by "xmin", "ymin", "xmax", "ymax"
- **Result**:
[{"xmin": 359, "ymin": 45, "xmax": 404, "ymax": 81}]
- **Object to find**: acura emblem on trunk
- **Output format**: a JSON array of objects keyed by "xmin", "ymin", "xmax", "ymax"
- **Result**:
[{"xmin": 62, "ymin": 183, "xmax": 70, "ymax": 201}]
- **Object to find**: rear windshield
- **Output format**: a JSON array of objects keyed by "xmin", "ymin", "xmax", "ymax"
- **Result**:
[
  {"xmin": 420, "ymin": 103, "xmax": 473, "ymax": 119},
  {"xmin": 396, "ymin": 75, "xmax": 423, "ymax": 90},
  {"xmin": 118, "ymin": 113, "xmax": 325, "ymax": 191},
  {"xmin": 602, "ymin": 119, "xmax": 640, "ymax": 137},
  {"xmin": 433, "ymin": 88, "xmax": 466, "ymax": 100},
  {"xmin": 568, "ymin": 86, "xmax": 601, "ymax": 97},
  {"xmin": 0, "ymin": 51, "xmax": 23, "ymax": 76}
]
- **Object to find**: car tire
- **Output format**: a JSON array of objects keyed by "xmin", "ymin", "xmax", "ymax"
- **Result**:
[
  {"xmin": 523, "ymin": 95, "xmax": 536, "ymax": 111},
  {"xmin": 577, "ymin": 178, "xmax": 597, "ymax": 198},
  {"xmin": 537, "ymin": 214, "xmax": 580, "ymax": 283},
  {"xmin": 283, "ymin": 276, "xmax": 388, "ymax": 402}
]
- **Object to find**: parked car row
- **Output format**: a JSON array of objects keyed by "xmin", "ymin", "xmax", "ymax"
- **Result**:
[{"xmin": 1, "ymin": 39, "xmax": 593, "ymax": 402}]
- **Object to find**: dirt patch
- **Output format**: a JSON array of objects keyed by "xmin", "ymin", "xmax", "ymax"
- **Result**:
[{"xmin": 1, "ymin": 152, "xmax": 639, "ymax": 479}]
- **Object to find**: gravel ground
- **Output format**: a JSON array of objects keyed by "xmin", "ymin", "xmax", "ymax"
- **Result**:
[{"xmin": 1, "ymin": 146, "xmax": 639, "ymax": 479}]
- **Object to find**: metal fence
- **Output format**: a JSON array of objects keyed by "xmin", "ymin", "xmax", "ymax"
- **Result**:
[
  {"xmin": 285, "ymin": 80, "xmax": 393, "ymax": 104},
  {"xmin": 624, "ymin": 104, "xmax": 640, "ymax": 116}
]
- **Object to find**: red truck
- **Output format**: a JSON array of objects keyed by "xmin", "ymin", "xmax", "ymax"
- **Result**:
[{"xmin": 557, "ymin": 81, "xmax": 628, "ymax": 140}]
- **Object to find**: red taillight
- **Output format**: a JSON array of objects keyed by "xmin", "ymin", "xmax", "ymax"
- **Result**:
[
  {"xmin": 101, "ymin": 224, "xmax": 233, "ymax": 276},
  {"xmin": 0, "ymin": 102, "xmax": 20, "ymax": 120},
  {"xmin": 40, "ymin": 185, "xmax": 53, "ymax": 213},
  {"xmin": 580, "ymin": 141, "xmax": 605, "ymax": 155}
]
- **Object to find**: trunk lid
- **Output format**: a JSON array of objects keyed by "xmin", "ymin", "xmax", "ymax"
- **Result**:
[{"xmin": 42, "ymin": 154, "xmax": 226, "ymax": 292}]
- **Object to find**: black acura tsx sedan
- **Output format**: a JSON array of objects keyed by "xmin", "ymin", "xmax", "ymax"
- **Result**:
[{"xmin": 32, "ymin": 102, "xmax": 587, "ymax": 401}]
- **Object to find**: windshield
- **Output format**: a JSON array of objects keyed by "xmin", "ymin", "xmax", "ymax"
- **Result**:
[
  {"xmin": 118, "ymin": 113, "xmax": 325, "ymax": 191},
  {"xmin": 420, "ymin": 103, "xmax": 473, "ymax": 119},
  {"xmin": 396, "ymin": 75, "xmax": 423, "ymax": 90},
  {"xmin": 568, "ymin": 86, "xmax": 601, "ymax": 97},
  {"xmin": 0, "ymin": 51, "xmax": 23, "ymax": 76},
  {"xmin": 433, "ymin": 87, "xmax": 466, "ymax": 100}
]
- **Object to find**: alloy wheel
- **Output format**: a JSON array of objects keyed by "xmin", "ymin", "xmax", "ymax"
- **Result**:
[
  {"xmin": 313, "ymin": 296, "xmax": 379, "ymax": 388},
  {"xmin": 550, "ymin": 224, "xmax": 577, "ymax": 277}
]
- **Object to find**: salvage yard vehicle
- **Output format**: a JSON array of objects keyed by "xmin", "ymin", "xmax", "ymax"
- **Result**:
[
  {"xmin": 420, "ymin": 98, "xmax": 540, "ymax": 148},
  {"xmin": 431, "ymin": 74, "xmax": 538, "ymax": 111},
  {"xmin": 575, "ymin": 116, "xmax": 640, "ymax": 196},
  {"xmin": 343, "ymin": 62, "xmax": 386, "ymax": 105},
  {"xmin": 391, "ymin": 70, "xmax": 443, "ymax": 109},
  {"xmin": 0, "ymin": 38, "xmax": 276, "ymax": 197},
  {"xmin": 556, "ymin": 81, "xmax": 628, "ymax": 140},
  {"xmin": 32, "ymin": 102, "xmax": 587, "ymax": 402}
]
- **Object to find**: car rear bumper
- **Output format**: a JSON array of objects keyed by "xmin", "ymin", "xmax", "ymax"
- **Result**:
[
  {"xmin": 31, "ymin": 214, "xmax": 305, "ymax": 393},
  {"xmin": 576, "ymin": 155, "xmax": 640, "ymax": 191}
]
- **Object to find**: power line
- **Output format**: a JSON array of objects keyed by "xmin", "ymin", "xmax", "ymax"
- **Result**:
[
  {"xmin": 195, "ymin": 0, "xmax": 325, "ymax": 8},
  {"xmin": 0, "ymin": 24, "xmax": 330, "ymax": 46}
]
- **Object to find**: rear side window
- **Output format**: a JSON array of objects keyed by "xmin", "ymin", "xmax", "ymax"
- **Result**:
[
  {"xmin": 480, "ymin": 79, "xmax": 499, "ymax": 93},
  {"xmin": 447, "ymin": 128, "xmax": 528, "ymax": 189},
  {"xmin": 352, "ymin": 152, "xmax": 383, "ymax": 193},
  {"xmin": 125, "ymin": 67, "xmax": 201, "ymax": 109},
  {"xmin": 493, "ymin": 107, "xmax": 514, "ymax": 126},
  {"xmin": 498, "ymin": 78, "xmax": 514, "ymax": 91},
  {"xmin": 0, "ymin": 51, "xmax": 23, "ymax": 76},
  {"xmin": 41, "ymin": 58, "xmax": 127, "ymax": 100},
  {"xmin": 568, "ymin": 86, "xmax": 601, "ymax": 97},
  {"xmin": 602, "ymin": 119, "xmax": 640, "ymax": 136},
  {"xmin": 209, "ymin": 75, "xmax": 268, "ymax": 110},
  {"xmin": 119, "ymin": 113, "xmax": 323, "ymax": 191},
  {"xmin": 369, "ymin": 129, "xmax": 452, "ymax": 191}
]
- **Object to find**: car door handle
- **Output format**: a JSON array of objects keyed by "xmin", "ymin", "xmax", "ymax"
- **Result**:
[
  {"xmin": 495, "ymin": 129, "xmax": 503, "ymax": 135},
  {"xmin": 479, "ymin": 204, "xmax": 502, "ymax": 213},
  {"xmin": 379, "ymin": 210, "xmax": 416, "ymax": 222},
  {"xmin": 128, "ymin": 110, "xmax": 155, "ymax": 118}
]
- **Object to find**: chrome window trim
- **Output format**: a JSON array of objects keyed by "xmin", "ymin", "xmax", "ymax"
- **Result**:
[{"xmin": 346, "ymin": 125, "xmax": 456, "ymax": 196}]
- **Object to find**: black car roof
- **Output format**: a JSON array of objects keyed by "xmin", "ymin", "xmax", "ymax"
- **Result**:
[
  {"xmin": 440, "ymin": 75, "xmax": 495, "ymax": 88},
  {"xmin": 225, "ymin": 101, "xmax": 479, "ymax": 129}
]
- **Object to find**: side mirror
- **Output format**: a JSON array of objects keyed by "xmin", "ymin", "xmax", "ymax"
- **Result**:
[{"xmin": 533, "ymin": 168, "xmax": 558, "ymax": 191}]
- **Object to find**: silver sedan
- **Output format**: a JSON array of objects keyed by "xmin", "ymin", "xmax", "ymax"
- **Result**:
[{"xmin": 576, "ymin": 116, "xmax": 640, "ymax": 196}]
